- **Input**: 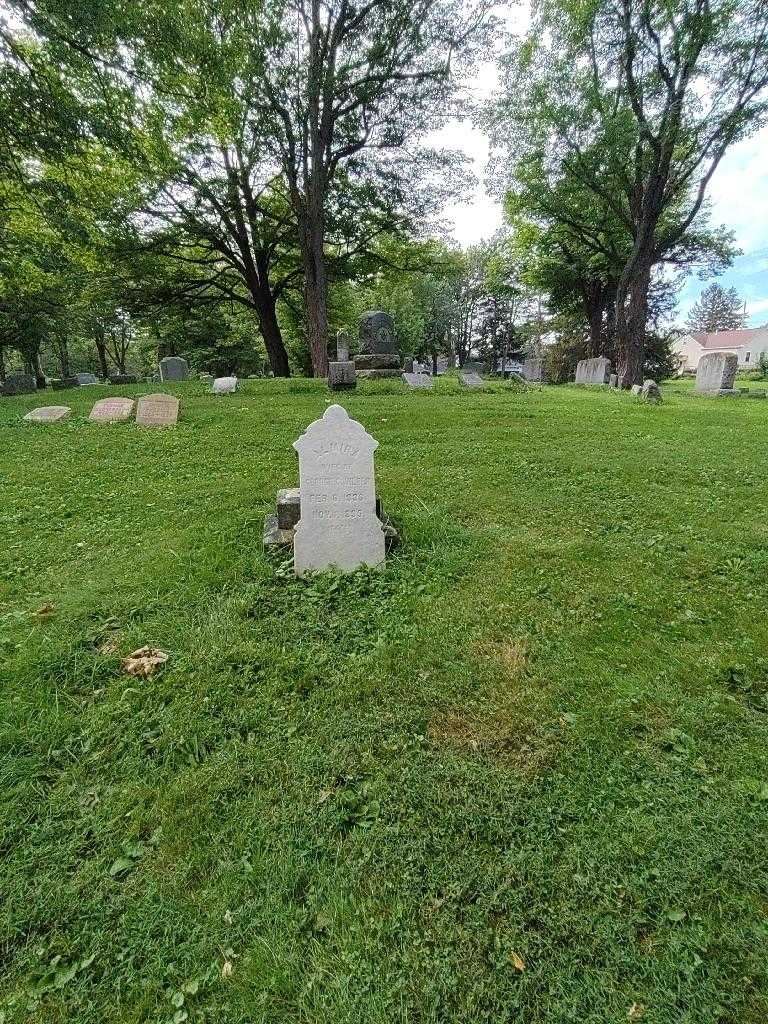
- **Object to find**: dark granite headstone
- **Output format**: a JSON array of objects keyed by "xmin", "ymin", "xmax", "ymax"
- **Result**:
[
  {"xmin": 2, "ymin": 373, "xmax": 37, "ymax": 396},
  {"xmin": 159, "ymin": 357, "xmax": 189, "ymax": 382}
]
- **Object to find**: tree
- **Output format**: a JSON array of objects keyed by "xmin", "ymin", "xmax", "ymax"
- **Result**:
[
  {"xmin": 492, "ymin": 0, "xmax": 768, "ymax": 385},
  {"xmin": 686, "ymin": 283, "xmax": 746, "ymax": 333},
  {"xmin": 254, "ymin": 0, "xmax": 492, "ymax": 375}
]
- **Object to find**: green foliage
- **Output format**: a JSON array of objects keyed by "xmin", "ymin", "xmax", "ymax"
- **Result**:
[{"xmin": 686, "ymin": 283, "xmax": 747, "ymax": 333}]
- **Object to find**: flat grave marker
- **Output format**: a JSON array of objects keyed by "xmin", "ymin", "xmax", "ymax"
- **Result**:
[
  {"xmin": 23, "ymin": 405, "xmax": 71, "ymax": 423},
  {"xmin": 212, "ymin": 376, "xmax": 238, "ymax": 395},
  {"xmin": 136, "ymin": 393, "xmax": 180, "ymax": 427},
  {"xmin": 89, "ymin": 397, "xmax": 135, "ymax": 423}
]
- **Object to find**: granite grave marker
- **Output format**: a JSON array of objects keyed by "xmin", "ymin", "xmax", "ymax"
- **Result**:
[
  {"xmin": 24, "ymin": 405, "xmax": 71, "ymax": 423},
  {"xmin": 136, "ymin": 393, "xmax": 179, "ymax": 427},
  {"xmin": 89, "ymin": 397, "xmax": 135, "ymax": 423},
  {"xmin": 159, "ymin": 356, "xmax": 189, "ymax": 382},
  {"xmin": 695, "ymin": 351, "xmax": 738, "ymax": 394}
]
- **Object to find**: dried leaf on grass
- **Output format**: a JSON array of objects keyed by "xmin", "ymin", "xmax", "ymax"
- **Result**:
[
  {"xmin": 628, "ymin": 1004, "xmax": 646, "ymax": 1020},
  {"xmin": 121, "ymin": 647, "xmax": 168, "ymax": 678},
  {"xmin": 33, "ymin": 603, "xmax": 56, "ymax": 619},
  {"xmin": 510, "ymin": 952, "xmax": 526, "ymax": 972}
]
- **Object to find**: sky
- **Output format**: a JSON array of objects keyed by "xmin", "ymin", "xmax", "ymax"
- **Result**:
[{"xmin": 437, "ymin": 3, "xmax": 768, "ymax": 328}]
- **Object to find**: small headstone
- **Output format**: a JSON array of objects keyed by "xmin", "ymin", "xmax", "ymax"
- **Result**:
[
  {"xmin": 336, "ymin": 330, "xmax": 350, "ymax": 362},
  {"xmin": 631, "ymin": 384, "xmax": 642, "ymax": 396},
  {"xmin": 89, "ymin": 397, "xmax": 135, "ymax": 423},
  {"xmin": 328, "ymin": 362, "xmax": 357, "ymax": 390},
  {"xmin": 292, "ymin": 404, "xmax": 386, "ymax": 576},
  {"xmin": 695, "ymin": 352, "xmax": 738, "ymax": 394},
  {"xmin": 159, "ymin": 356, "xmax": 189, "ymax": 382},
  {"xmin": 641, "ymin": 379, "xmax": 661, "ymax": 403},
  {"xmin": 402, "ymin": 357, "xmax": 414, "ymax": 373},
  {"xmin": 23, "ymin": 405, "xmax": 71, "ymax": 423},
  {"xmin": 459, "ymin": 371, "xmax": 484, "ymax": 388},
  {"xmin": 609, "ymin": 373, "xmax": 618, "ymax": 389},
  {"xmin": 575, "ymin": 356, "xmax": 611, "ymax": 384},
  {"xmin": 2, "ymin": 372, "xmax": 37, "ymax": 396},
  {"xmin": 212, "ymin": 376, "xmax": 238, "ymax": 395},
  {"xmin": 402, "ymin": 372, "xmax": 433, "ymax": 389},
  {"xmin": 109, "ymin": 373, "xmax": 140, "ymax": 385},
  {"xmin": 75, "ymin": 372, "xmax": 99, "ymax": 386},
  {"xmin": 136, "ymin": 393, "xmax": 180, "ymax": 427},
  {"xmin": 51, "ymin": 377, "xmax": 79, "ymax": 390},
  {"xmin": 277, "ymin": 487, "xmax": 301, "ymax": 530}
]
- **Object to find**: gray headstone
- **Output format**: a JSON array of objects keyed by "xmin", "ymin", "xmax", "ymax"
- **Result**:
[
  {"xmin": 695, "ymin": 352, "xmax": 738, "ymax": 393},
  {"xmin": 277, "ymin": 487, "xmax": 301, "ymax": 530},
  {"xmin": 136, "ymin": 393, "xmax": 180, "ymax": 427},
  {"xmin": 2, "ymin": 373, "xmax": 38, "ymax": 396},
  {"xmin": 575, "ymin": 356, "xmax": 611, "ymax": 384},
  {"xmin": 328, "ymin": 361, "xmax": 357, "ymax": 391},
  {"xmin": 631, "ymin": 384, "xmax": 643, "ymax": 396},
  {"xmin": 459, "ymin": 371, "xmax": 484, "ymax": 388},
  {"xmin": 641, "ymin": 379, "xmax": 661, "ymax": 403},
  {"xmin": 609, "ymin": 373, "xmax": 618, "ymax": 389},
  {"xmin": 51, "ymin": 377, "xmax": 79, "ymax": 390},
  {"xmin": 359, "ymin": 311, "xmax": 395, "ymax": 354},
  {"xmin": 159, "ymin": 357, "xmax": 189, "ymax": 382},
  {"xmin": 109, "ymin": 373, "xmax": 139, "ymax": 385},
  {"xmin": 292, "ymin": 404, "xmax": 386, "ymax": 576},
  {"xmin": 402, "ymin": 372, "xmax": 433, "ymax": 389},
  {"xmin": 212, "ymin": 376, "xmax": 238, "ymax": 394},
  {"xmin": 336, "ymin": 331, "xmax": 350, "ymax": 362},
  {"xmin": 523, "ymin": 357, "xmax": 546, "ymax": 382},
  {"xmin": 24, "ymin": 405, "xmax": 71, "ymax": 423},
  {"xmin": 75, "ymin": 372, "xmax": 99, "ymax": 386},
  {"xmin": 89, "ymin": 397, "xmax": 135, "ymax": 423}
]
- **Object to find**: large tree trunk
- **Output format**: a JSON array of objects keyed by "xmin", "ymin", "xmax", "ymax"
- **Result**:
[
  {"xmin": 0, "ymin": 345, "xmax": 6, "ymax": 383},
  {"xmin": 258, "ymin": 296, "xmax": 290, "ymax": 377},
  {"xmin": 300, "ymin": 211, "xmax": 329, "ymax": 378},
  {"xmin": 57, "ymin": 338, "xmax": 71, "ymax": 378},
  {"xmin": 94, "ymin": 327, "xmax": 109, "ymax": 379},
  {"xmin": 32, "ymin": 348, "xmax": 45, "ymax": 388},
  {"xmin": 615, "ymin": 263, "xmax": 651, "ymax": 388}
]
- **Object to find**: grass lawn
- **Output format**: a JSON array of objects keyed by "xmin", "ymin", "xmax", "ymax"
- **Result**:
[{"xmin": 2, "ymin": 376, "xmax": 767, "ymax": 1023}]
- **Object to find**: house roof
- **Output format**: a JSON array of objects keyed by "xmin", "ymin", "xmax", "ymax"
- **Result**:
[{"xmin": 692, "ymin": 328, "xmax": 767, "ymax": 350}]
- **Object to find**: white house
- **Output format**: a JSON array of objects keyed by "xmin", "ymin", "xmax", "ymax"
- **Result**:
[{"xmin": 673, "ymin": 326, "xmax": 768, "ymax": 371}]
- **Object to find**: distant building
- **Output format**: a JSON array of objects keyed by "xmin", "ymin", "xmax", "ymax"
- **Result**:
[{"xmin": 673, "ymin": 326, "xmax": 768, "ymax": 371}]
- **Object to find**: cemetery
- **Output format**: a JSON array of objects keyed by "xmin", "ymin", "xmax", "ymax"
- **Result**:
[{"xmin": 3, "ymin": 0, "xmax": 768, "ymax": 1020}]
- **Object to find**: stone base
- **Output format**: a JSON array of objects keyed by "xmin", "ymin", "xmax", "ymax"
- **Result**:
[
  {"xmin": 263, "ymin": 514, "xmax": 294, "ymax": 549},
  {"xmin": 354, "ymin": 354, "xmax": 401, "ymax": 371},
  {"xmin": 328, "ymin": 361, "xmax": 357, "ymax": 390},
  {"xmin": 356, "ymin": 369, "xmax": 402, "ymax": 379},
  {"xmin": 277, "ymin": 487, "xmax": 301, "ymax": 529}
]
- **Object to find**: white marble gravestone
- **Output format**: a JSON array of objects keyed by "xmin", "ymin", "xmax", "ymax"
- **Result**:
[
  {"xmin": 292, "ymin": 404, "xmax": 386, "ymax": 576},
  {"xmin": 212, "ymin": 376, "xmax": 238, "ymax": 394}
]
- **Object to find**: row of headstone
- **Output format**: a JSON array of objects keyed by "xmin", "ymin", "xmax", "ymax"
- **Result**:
[{"xmin": 22, "ymin": 395, "xmax": 180, "ymax": 426}]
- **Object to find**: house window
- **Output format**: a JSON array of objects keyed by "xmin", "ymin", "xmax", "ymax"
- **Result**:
[{"xmin": 746, "ymin": 352, "xmax": 751, "ymax": 362}]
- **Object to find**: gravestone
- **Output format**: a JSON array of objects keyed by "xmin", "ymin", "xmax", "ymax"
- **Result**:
[
  {"xmin": 354, "ymin": 311, "xmax": 401, "ymax": 379},
  {"xmin": 212, "ymin": 376, "xmax": 238, "ymax": 395},
  {"xmin": 136, "ymin": 393, "xmax": 180, "ymax": 427},
  {"xmin": 641, "ymin": 379, "xmax": 661, "ymax": 403},
  {"xmin": 159, "ymin": 356, "xmax": 189, "ymax": 382},
  {"xmin": 109, "ymin": 373, "xmax": 139, "ymax": 385},
  {"xmin": 631, "ymin": 384, "xmax": 643, "ymax": 396},
  {"xmin": 328, "ymin": 361, "xmax": 356, "ymax": 390},
  {"xmin": 277, "ymin": 488, "xmax": 301, "ymax": 529},
  {"xmin": 24, "ymin": 405, "xmax": 71, "ymax": 423},
  {"xmin": 575, "ymin": 356, "xmax": 611, "ymax": 385},
  {"xmin": 459, "ymin": 371, "xmax": 484, "ymax": 388},
  {"xmin": 51, "ymin": 377, "xmax": 79, "ymax": 390},
  {"xmin": 291, "ymin": 404, "xmax": 386, "ymax": 576},
  {"xmin": 402, "ymin": 357, "xmax": 414, "ymax": 373},
  {"xmin": 609, "ymin": 373, "xmax": 618, "ymax": 389},
  {"xmin": 2, "ymin": 373, "xmax": 37, "ymax": 396},
  {"xmin": 695, "ymin": 352, "xmax": 738, "ymax": 394},
  {"xmin": 523, "ymin": 357, "xmax": 546, "ymax": 382},
  {"xmin": 336, "ymin": 330, "xmax": 350, "ymax": 362},
  {"xmin": 75, "ymin": 372, "xmax": 99, "ymax": 385},
  {"xmin": 89, "ymin": 397, "xmax": 135, "ymax": 423},
  {"xmin": 402, "ymin": 372, "xmax": 433, "ymax": 389}
]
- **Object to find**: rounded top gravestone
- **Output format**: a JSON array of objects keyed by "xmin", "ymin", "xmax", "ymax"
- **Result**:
[
  {"xmin": 159, "ymin": 356, "xmax": 189, "ymax": 382},
  {"xmin": 359, "ymin": 311, "xmax": 395, "ymax": 354}
]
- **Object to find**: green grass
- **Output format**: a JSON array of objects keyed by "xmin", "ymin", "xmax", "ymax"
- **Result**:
[{"xmin": 2, "ymin": 376, "xmax": 768, "ymax": 1024}]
